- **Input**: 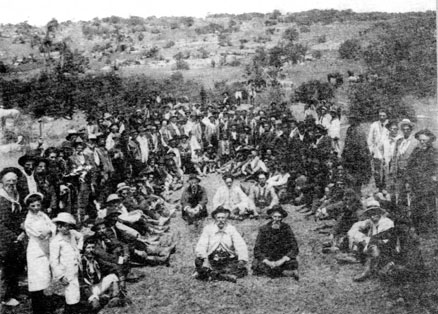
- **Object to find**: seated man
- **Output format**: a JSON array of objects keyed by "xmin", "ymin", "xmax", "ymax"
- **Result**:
[
  {"xmin": 241, "ymin": 148, "xmax": 268, "ymax": 180},
  {"xmin": 212, "ymin": 173, "xmax": 253, "ymax": 219},
  {"xmin": 266, "ymin": 164, "xmax": 290, "ymax": 202},
  {"xmin": 181, "ymin": 174, "xmax": 208, "ymax": 226},
  {"xmin": 347, "ymin": 199, "xmax": 394, "ymax": 281},
  {"xmin": 252, "ymin": 205, "xmax": 299, "ymax": 279},
  {"xmin": 248, "ymin": 173, "xmax": 279, "ymax": 218},
  {"xmin": 80, "ymin": 237, "xmax": 122, "ymax": 310},
  {"xmin": 194, "ymin": 206, "xmax": 248, "ymax": 283}
]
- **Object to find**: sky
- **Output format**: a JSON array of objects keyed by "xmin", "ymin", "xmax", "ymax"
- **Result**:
[{"xmin": 0, "ymin": 0, "xmax": 435, "ymax": 26}]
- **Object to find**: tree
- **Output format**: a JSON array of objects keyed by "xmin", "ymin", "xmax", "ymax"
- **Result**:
[
  {"xmin": 294, "ymin": 80, "xmax": 334, "ymax": 104},
  {"xmin": 282, "ymin": 27, "xmax": 299, "ymax": 42},
  {"xmin": 338, "ymin": 39, "xmax": 361, "ymax": 59}
]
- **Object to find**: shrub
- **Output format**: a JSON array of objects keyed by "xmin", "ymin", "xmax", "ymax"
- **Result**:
[
  {"xmin": 282, "ymin": 27, "xmax": 299, "ymax": 42},
  {"xmin": 197, "ymin": 47, "xmax": 209, "ymax": 59},
  {"xmin": 312, "ymin": 50, "xmax": 322, "ymax": 59},
  {"xmin": 339, "ymin": 39, "xmax": 361, "ymax": 59},
  {"xmin": 175, "ymin": 59, "xmax": 190, "ymax": 70},
  {"xmin": 294, "ymin": 80, "xmax": 334, "ymax": 104},
  {"xmin": 317, "ymin": 35, "xmax": 327, "ymax": 43},
  {"xmin": 164, "ymin": 40, "xmax": 175, "ymax": 48},
  {"xmin": 299, "ymin": 26, "xmax": 310, "ymax": 33}
]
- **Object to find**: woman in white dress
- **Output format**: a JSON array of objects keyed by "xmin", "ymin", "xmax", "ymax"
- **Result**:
[{"xmin": 23, "ymin": 192, "xmax": 56, "ymax": 314}]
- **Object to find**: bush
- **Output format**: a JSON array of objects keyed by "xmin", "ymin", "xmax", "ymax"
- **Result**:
[
  {"xmin": 312, "ymin": 50, "xmax": 322, "ymax": 59},
  {"xmin": 299, "ymin": 26, "xmax": 310, "ymax": 33},
  {"xmin": 164, "ymin": 41, "xmax": 175, "ymax": 48},
  {"xmin": 348, "ymin": 79, "xmax": 415, "ymax": 122},
  {"xmin": 175, "ymin": 59, "xmax": 190, "ymax": 70},
  {"xmin": 282, "ymin": 27, "xmax": 299, "ymax": 42},
  {"xmin": 339, "ymin": 39, "xmax": 361, "ymax": 59},
  {"xmin": 294, "ymin": 80, "xmax": 334, "ymax": 104},
  {"xmin": 197, "ymin": 47, "xmax": 209, "ymax": 59},
  {"xmin": 317, "ymin": 35, "xmax": 327, "ymax": 43}
]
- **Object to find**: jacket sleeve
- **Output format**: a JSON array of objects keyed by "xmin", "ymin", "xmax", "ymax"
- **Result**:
[
  {"xmin": 284, "ymin": 225, "xmax": 299, "ymax": 259},
  {"xmin": 231, "ymin": 227, "xmax": 248, "ymax": 262},
  {"xmin": 195, "ymin": 226, "xmax": 210, "ymax": 259},
  {"xmin": 50, "ymin": 237, "xmax": 65, "ymax": 280},
  {"xmin": 200, "ymin": 187, "xmax": 208, "ymax": 206},
  {"xmin": 253, "ymin": 227, "xmax": 267, "ymax": 261}
]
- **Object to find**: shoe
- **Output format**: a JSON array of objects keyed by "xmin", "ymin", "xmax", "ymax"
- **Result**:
[
  {"xmin": 217, "ymin": 274, "xmax": 237, "ymax": 283},
  {"xmin": 283, "ymin": 270, "xmax": 299, "ymax": 281},
  {"xmin": 107, "ymin": 297, "xmax": 122, "ymax": 308},
  {"xmin": 89, "ymin": 298, "xmax": 101, "ymax": 310},
  {"xmin": 2, "ymin": 298, "xmax": 20, "ymax": 306},
  {"xmin": 335, "ymin": 253, "xmax": 360, "ymax": 264},
  {"xmin": 353, "ymin": 270, "xmax": 372, "ymax": 282}
]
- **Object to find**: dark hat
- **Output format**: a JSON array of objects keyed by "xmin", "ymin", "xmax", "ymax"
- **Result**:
[
  {"xmin": 0, "ymin": 167, "xmax": 23, "ymax": 179},
  {"xmin": 18, "ymin": 154, "xmax": 37, "ymax": 167},
  {"xmin": 188, "ymin": 174, "xmax": 201, "ymax": 182},
  {"xmin": 65, "ymin": 129, "xmax": 79, "ymax": 140},
  {"xmin": 315, "ymin": 124, "xmax": 328, "ymax": 134},
  {"xmin": 211, "ymin": 206, "xmax": 231, "ymax": 218},
  {"xmin": 414, "ymin": 128, "xmax": 436, "ymax": 142},
  {"xmin": 91, "ymin": 217, "xmax": 107, "ymax": 231},
  {"xmin": 222, "ymin": 173, "xmax": 233, "ymax": 181},
  {"xmin": 267, "ymin": 205, "xmax": 288, "ymax": 218}
]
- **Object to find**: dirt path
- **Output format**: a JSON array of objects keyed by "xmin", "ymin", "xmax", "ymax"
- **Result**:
[{"xmin": 104, "ymin": 173, "xmax": 417, "ymax": 314}]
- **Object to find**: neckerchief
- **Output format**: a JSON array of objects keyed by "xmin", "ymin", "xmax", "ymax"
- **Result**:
[{"xmin": 0, "ymin": 187, "xmax": 21, "ymax": 213}]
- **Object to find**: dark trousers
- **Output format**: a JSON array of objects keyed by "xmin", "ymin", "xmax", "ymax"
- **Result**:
[
  {"xmin": 252, "ymin": 258, "xmax": 298, "ymax": 278},
  {"xmin": 195, "ymin": 256, "xmax": 247, "ymax": 280},
  {"xmin": 1, "ymin": 241, "xmax": 26, "ymax": 301},
  {"xmin": 30, "ymin": 290, "xmax": 50, "ymax": 314}
]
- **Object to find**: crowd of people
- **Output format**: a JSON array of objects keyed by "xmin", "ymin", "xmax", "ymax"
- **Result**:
[{"xmin": 0, "ymin": 96, "xmax": 436, "ymax": 313}]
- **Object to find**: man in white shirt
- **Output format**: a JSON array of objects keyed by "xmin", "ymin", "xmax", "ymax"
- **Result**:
[
  {"xmin": 367, "ymin": 110, "xmax": 389, "ymax": 190},
  {"xmin": 212, "ymin": 174, "xmax": 253, "ymax": 219},
  {"xmin": 194, "ymin": 206, "xmax": 248, "ymax": 282}
]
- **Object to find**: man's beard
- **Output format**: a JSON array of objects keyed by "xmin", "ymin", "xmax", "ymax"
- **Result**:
[{"xmin": 272, "ymin": 222, "xmax": 281, "ymax": 229}]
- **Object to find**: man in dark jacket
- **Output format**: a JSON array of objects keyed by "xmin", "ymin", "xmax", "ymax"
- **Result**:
[
  {"xmin": 0, "ymin": 167, "xmax": 27, "ymax": 306},
  {"xmin": 180, "ymin": 174, "xmax": 208, "ymax": 225},
  {"xmin": 342, "ymin": 115, "xmax": 371, "ymax": 194},
  {"xmin": 252, "ymin": 205, "xmax": 299, "ymax": 279}
]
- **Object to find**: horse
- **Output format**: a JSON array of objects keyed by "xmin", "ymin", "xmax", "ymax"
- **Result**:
[{"xmin": 0, "ymin": 107, "xmax": 20, "ymax": 129}]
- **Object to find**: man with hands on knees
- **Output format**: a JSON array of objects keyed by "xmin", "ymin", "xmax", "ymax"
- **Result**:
[
  {"xmin": 194, "ymin": 206, "xmax": 248, "ymax": 283},
  {"xmin": 252, "ymin": 205, "xmax": 299, "ymax": 280}
]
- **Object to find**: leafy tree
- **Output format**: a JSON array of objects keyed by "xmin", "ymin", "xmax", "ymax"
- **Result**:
[
  {"xmin": 294, "ymin": 80, "xmax": 334, "ymax": 104},
  {"xmin": 338, "ymin": 39, "xmax": 361, "ymax": 59},
  {"xmin": 282, "ymin": 27, "xmax": 299, "ymax": 42}
]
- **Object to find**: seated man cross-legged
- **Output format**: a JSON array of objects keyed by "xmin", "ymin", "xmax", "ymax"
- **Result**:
[
  {"xmin": 194, "ymin": 206, "xmax": 248, "ymax": 283},
  {"xmin": 252, "ymin": 205, "xmax": 299, "ymax": 279}
]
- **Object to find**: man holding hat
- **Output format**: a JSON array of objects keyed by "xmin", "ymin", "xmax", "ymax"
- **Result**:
[
  {"xmin": 181, "ymin": 174, "xmax": 208, "ymax": 225},
  {"xmin": 194, "ymin": 206, "xmax": 248, "ymax": 282},
  {"xmin": 252, "ymin": 205, "xmax": 299, "ymax": 279},
  {"xmin": 0, "ymin": 167, "xmax": 27, "ymax": 306},
  {"xmin": 347, "ymin": 199, "xmax": 394, "ymax": 281}
]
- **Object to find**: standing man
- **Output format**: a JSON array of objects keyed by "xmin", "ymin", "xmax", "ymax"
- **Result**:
[
  {"xmin": 0, "ymin": 168, "xmax": 27, "ymax": 307},
  {"xmin": 367, "ymin": 110, "xmax": 389, "ymax": 191},
  {"xmin": 194, "ymin": 206, "xmax": 248, "ymax": 282},
  {"xmin": 405, "ymin": 129, "xmax": 438, "ymax": 234},
  {"xmin": 342, "ymin": 115, "xmax": 371, "ymax": 194},
  {"xmin": 392, "ymin": 119, "xmax": 417, "ymax": 204},
  {"xmin": 181, "ymin": 174, "xmax": 208, "ymax": 226},
  {"xmin": 252, "ymin": 205, "xmax": 299, "ymax": 279}
]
